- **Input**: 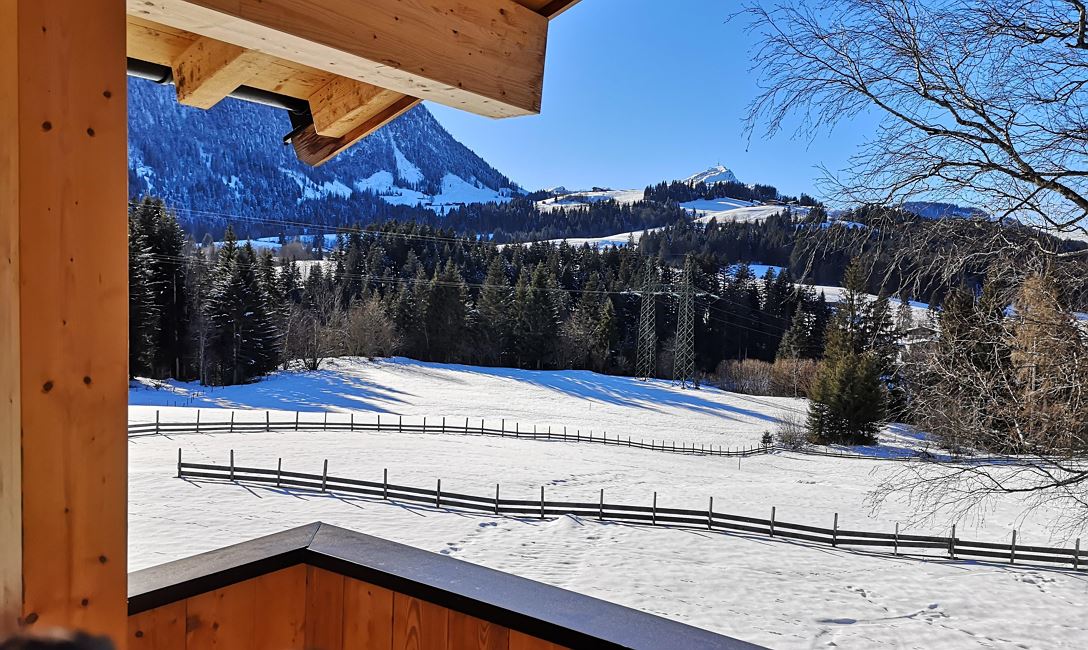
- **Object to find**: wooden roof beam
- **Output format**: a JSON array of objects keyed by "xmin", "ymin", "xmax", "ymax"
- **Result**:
[
  {"xmin": 309, "ymin": 76, "xmax": 411, "ymax": 139},
  {"xmin": 171, "ymin": 37, "xmax": 270, "ymax": 109},
  {"xmin": 126, "ymin": 0, "xmax": 549, "ymax": 119}
]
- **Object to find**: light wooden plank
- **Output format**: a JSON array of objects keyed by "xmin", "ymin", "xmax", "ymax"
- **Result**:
[
  {"xmin": 448, "ymin": 611, "xmax": 510, "ymax": 650},
  {"xmin": 309, "ymin": 76, "xmax": 410, "ymax": 139},
  {"xmin": 305, "ymin": 566, "xmax": 345, "ymax": 650},
  {"xmin": 185, "ymin": 579, "xmax": 258, "ymax": 649},
  {"xmin": 508, "ymin": 632, "xmax": 567, "ymax": 650},
  {"xmin": 128, "ymin": 602, "xmax": 186, "ymax": 650},
  {"xmin": 293, "ymin": 96, "xmax": 421, "ymax": 167},
  {"xmin": 254, "ymin": 566, "xmax": 307, "ymax": 649},
  {"xmin": 171, "ymin": 36, "xmax": 270, "ymax": 109},
  {"xmin": 125, "ymin": 0, "xmax": 549, "ymax": 118},
  {"xmin": 342, "ymin": 579, "xmax": 394, "ymax": 650},
  {"xmin": 3, "ymin": 0, "xmax": 129, "ymax": 640},
  {"xmin": 392, "ymin": 594, "xmax": 448, "ymax": 650}
]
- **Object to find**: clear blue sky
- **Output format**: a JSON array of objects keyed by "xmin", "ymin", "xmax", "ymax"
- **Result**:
[{"xmin": 428, "ymin": 1, "xmax": 873, "ymax": 197}]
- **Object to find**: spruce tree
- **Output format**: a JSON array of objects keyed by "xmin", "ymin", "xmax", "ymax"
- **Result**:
[{"xmin": 477, "ymin": 256, "xmax": 513, "ymax": 365}]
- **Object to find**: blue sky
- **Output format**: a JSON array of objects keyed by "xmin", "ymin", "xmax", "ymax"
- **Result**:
[{"xmin": 428, "ymin": 1, "xmax": 874, "ymax": 198}]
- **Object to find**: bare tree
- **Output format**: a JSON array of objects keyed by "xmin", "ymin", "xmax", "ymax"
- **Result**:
[{"xmin": 742, "ymin": 0, "xmax": 1088, "ymax": 262}]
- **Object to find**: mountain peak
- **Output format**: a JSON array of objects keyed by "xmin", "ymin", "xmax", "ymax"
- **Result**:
[{"xmin": 684, "ymin": 164, "xmax": 739, "ymax": 186}]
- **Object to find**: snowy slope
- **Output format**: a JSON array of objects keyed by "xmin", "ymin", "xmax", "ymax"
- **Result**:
[
  {"xmin": 128, "ymin": 358, "xmax": 1088, "ymax": 649},
  {"xmin": 684, "ymin": 164, "xmax": 740, "ymax": 185}
]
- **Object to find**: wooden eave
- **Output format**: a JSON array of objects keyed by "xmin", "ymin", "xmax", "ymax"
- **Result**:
[{"xmin": 125, "ymin": 0, "xmax": 582, "ymax": 166}]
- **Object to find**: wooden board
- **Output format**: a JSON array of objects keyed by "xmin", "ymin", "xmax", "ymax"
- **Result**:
[
  {"xmin": 171, "ymin": 37, "xmax": 272, "ymax": 109},
  {"xmin": 292, "ymin": 96, "xmax": 422, "ymax": 167},
  {"xmin": 392, "ymin": 593, "xmax": 448, "ymax": 650},
  {"xmin": 255, "ymin": 566, "xmax": 307, "ymax": 649},
  {"xmin": 509, "ymin": 631, "xmax": 568, "ymax": 650},
  {"xmin": 128, "ymin": 601, "xmax": 186, "ymax": 650},
  {"xmin": 343, "ymin": 579, "xmax": 395, "ymax": 650},
  {"xmin": 126, "ymin": 0, "xmax": 548, "ymax": 118},
  {"xmin": 185, "ymin": 580, "xmax": 258, "ymax": 649},
  {"xmin": 305, "ymin": 566, "xmax": 345, "ymax": 650},
  {"xmin": 1, "ymin": 0, "xmax": 129, "ymax": 641},
  {"xmin": 448, "ymin": 611, "xmax": 510, "ymax": 650},
  {"xmin": 514, "ymin": 0, "xmax": 582, "ymax": 18}
]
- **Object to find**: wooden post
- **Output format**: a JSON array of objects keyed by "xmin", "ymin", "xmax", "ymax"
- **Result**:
[
  {"xmin": 377, "ymin": 413, "xmax": 381, "ymax": 431},
  {"xmin": 707, "ymin": 496, "xmax": 713, "ymax": 530},
  {"xmin": 196, "ymin": 409, "xmax": 201, "ymax": 433},
  {"xmin": 465, "ymin": 417, "xmax": 469, "ymax": 434},
  {"xmin": 321, "ymin": 460, "xmax": 328, "ymax": 492},
  {"xmin": 156, "ymin": 410, "xmax": 161, "ymax": 436},
  {"xmin": 350, "ymin": 412, "xmax": 354, "ymax": 431},
  {"xmin": 894, "ymin": 523, "xmax": 899, "ymax": 556},
  {"xmin": 295, "ymin": 411, "xmax": 299, "ymax": 431},
  {"xmin": 832, "ymin": 513, "xmax": 838, "ymax": 547},
  {"xmin": 515, "ymin": 422, "xmax": 519, "ymax": 438},
  {"xmin": 229, "ymin": 410, "xmax": 234, "ymax": 433},
  {"xmin": 1011, "ymin": 530, "xmax": 1017, "ymax": 564},
  {"xmin": 1076, "ymin": 538, "xmax": 1081, "ymax": 571},
  {"xmin": 383, "ymin": 469, "xmax": 388, "ymax": 500},
  {"xmin": 324, "ymin": 411, "xmax": 328, "ymax": 431},
  {"xmin": 652, "ymin": 492, "xmax": 657, "ymax": 526},
  {"xmin": 276, "ymin": 458, "xmax": 282, "ymax": 488},
  {"xmin": 770, "ymin": 506, "xmax": 776, "ymax": 537},
  {"xmin": 481, "ymin": 419, "xmax": 485, "ymax": 434},
  {"xmin": 599, "ymin": 489, "xmax": 604, "ymax": 521},
  {"xmin": 540, "ymin": 486, "xmax": 545, "ymax": 520},
  {"xmin": 442, "ymin": 416, "xmax": 446, "ymax": 434},
  {"xmin": 436, "ymin": 479, "xmax": 441, "ymax": 508},
  {"xmin": 501, "ymin": 419, "xmax": 505, "ymax": 437},
  {"xmin": 229, "ymin": 450, "xmax": 235, "ymax": 482},
  {"xmin": 177, "ymin": 448, "xmax": 182, "ymax": 478},
  {"xmin": 399, "ymin": 414, "xmax": 403, "ymax": 433},
  {"xmin": 495, "ymin": 484, "xmax": 500, "ymax": 515},
  {"xmin": 423, "ymin": 416, "xmax": 427, "ymax": 432},
  {"xmin": 949, "ymin": 524, "xmax": 956, "ymax": 560}
]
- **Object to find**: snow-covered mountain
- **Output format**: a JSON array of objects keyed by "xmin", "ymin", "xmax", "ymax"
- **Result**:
[
  {"xmin": 128, "ymin": 78, "xmax": 522, "ymax": 237},
  {"xmin": 684, "ymin": 164, "xmax": 740, "ymax": 186},
  {"xmin": 901, "ymin": 201, "xmax": 988, "ymax": 220}
]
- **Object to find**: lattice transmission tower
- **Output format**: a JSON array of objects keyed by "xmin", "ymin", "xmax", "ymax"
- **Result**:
[
  {"xmin": 635, "ymin": 259, "xmax": 658, "ymax": 380},
  {"xmin": 673, "ymin": 256, "xmax": 697, "ymax": 388}
]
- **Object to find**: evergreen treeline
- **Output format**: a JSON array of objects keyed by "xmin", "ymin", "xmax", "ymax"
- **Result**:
[{"xmin": 643, "ymin": 179, "xmax": 819, "ymax": 206}]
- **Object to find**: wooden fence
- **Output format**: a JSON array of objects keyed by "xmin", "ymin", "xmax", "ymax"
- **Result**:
[{"xmin": 177, "ymin": 450, "xmax": 1085, "ymax": 572}]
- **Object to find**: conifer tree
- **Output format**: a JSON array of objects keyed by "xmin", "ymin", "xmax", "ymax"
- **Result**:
[{"xmin": 477, "ymin": 256, "xmax": 513, "ymax": 365}]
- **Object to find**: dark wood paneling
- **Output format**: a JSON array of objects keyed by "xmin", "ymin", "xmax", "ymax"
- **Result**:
[{"xmin": 393, "ymin": 593, "xmax": 448, "ymax": 650}]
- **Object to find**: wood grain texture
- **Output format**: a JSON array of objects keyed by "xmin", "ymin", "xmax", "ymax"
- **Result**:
[
  {"xmin": 448, "ymin": 611, "xmax": 510, "ymax": 650},
  {"xmin": 128, "ymin": 601, "xmax": 186, "ymax": 650},
  {"xmin": 305, "ymin": 566, "xmax": 345, "ymax": 650},
  {"xmin": 254, "ymin": 566, "xmax": 307, "ymax": 649},
  {"xmin": 171, "ymin": 36, "xmax": 270, "ymax": 109},
  {"xmin": 309, "ymin": 76, "xmax": 410, "ymax": 138},
  {"xmin": 7, "ymin": 0, "xmax": 129, "ymax": 641},
  {"xmin": 185, "ymin": 579, "xmax": 258, "ymax": 649},
  {"xmin": 514, "ymin": 0, "xmax": 582, "ymax": 18},
  {"xmin": 343, "ymin": 579, "xmax": 394, "ymax": 650},
  {"xmin": 125, "ymin": 0, "xmax": 548, "ymax": 118},
  {"xmin": 508, "ymin": 631, "xmax": 568, "ymax": 650},
  {"xmin": 292, "ymin": 96, "xmax": 421, "ymax": 167},
  {"xmin": 393, "ymin": 594, "xmax": 448, "ymax": 650}
]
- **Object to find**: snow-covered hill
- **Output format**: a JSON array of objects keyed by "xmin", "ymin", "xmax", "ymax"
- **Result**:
[
  {"xmin": 128, "ymin": 78, "xmax": 521, "ymax": 236},
  {"xmin": 684, "ymin": 163, "xmax": 740, "ymax": 186},
  {"xmin": 128, "ymin": 358, "xmax": 1086, "ymax": 649}
]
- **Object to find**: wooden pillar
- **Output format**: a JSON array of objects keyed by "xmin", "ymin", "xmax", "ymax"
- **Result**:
[{"xmin": 0, "ymin": 0, "xmax": 128, "ymax": 643}]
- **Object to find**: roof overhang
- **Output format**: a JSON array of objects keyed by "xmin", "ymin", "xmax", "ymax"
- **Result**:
[{"xmin": 126, "ymin": 0, "xmax": 582, "ymax": 165}]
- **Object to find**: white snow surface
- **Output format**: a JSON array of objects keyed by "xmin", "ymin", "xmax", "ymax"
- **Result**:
[
  {"xmin": 685, "ymin": 164, "xmax": 740, "ymax": 186},
  {"xmin": 128, "ymin": 358, "xmax": 1088, "ymax": 649}
]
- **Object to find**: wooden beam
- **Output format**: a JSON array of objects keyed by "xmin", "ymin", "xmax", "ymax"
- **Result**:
[
  {"xmin": 1, "ymin": 0, "xmax": 129, "ymax": 643},
  {"xmin": 309, "ymin": 76, "xmax": 411, "ymax": 139},
  {"xmin": 515, "ymin": 0, "xmax": 583, "ymax": 19},
  {"xmin": 293, "ymin": 96, "xmax": 422, "ymax": 167},
  {"xmin": 126, "ymin": 0, "xmax": 549, "ymax": 118},
  {"xmin": 171, "ymin": 37, "xmax": 270, "ymax": 109}
]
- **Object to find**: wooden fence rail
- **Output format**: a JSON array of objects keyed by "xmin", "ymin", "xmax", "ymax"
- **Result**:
[
  {"xmin": 176, "ymin": 450, "xmax": 1085, "ymax": 572},
  {"xmin": 132, "ymin": 411, "xmax": 1010, "ymax": 463}
]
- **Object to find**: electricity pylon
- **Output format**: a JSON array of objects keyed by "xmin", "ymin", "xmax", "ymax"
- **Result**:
[
  {"xmin": 673, "ymin": 256, "xmax": 696, "ymax": 388},
  {"xmin": 635, "ymin": 259, "xmax": 657, "ymax": 380}
]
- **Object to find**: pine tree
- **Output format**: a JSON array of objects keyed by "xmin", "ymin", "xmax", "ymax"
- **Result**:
[
  {"xmin": 778, "ymin": 308, "xmax": 815, "ymax": 360},
  {"xmin": 425, "ymin": 259, "xmax": 467, "ymax": 362},
  {"xmin": 476, "ymin": 256, "xmax": 513, "ymax": 365},
  {"xmin": 128, "ymin": 206, "xmax": 159, "ymax": 378},
  {"xmin": 513, "ymin": 266, "xmax": 559, "ymax": 369}
]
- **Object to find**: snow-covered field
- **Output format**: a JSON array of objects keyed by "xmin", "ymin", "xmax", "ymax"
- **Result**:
[{"xmin": 129, "ymin": 359, "xmax": 1088, "ymax": 649}]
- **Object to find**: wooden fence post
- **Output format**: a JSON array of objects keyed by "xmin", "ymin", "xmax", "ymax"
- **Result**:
[
  {"xmin": 442, "ymin": 416, "xmax": 446, "ymax": 434},
  {"xmin": 770, "ymin": 506, "xmax": 776, "ymax": 538},
  {"xmin": 707, "ymin": 496, "xmax": 713, "ymax": 530},
  {"xmin": 599, "ymin": 489, "xmax": 604, "ymax": 521},
  {"xmin": 196, "ymin": 409, "xmax": 201, "ymax": 434},
  {"xmin": 894, "ymin": 523, "xmax": 899, "ymax": 556},
  {"xmin": 176, "ymin": 448, "xmax": 182, "ymax": 478},
  {"xmin": 481, "ymin": 419, "xmax": 485, "ymax": 434},
  {"xmin": 465, "ymin": 417, "xmax": 469, "ymax": 434},
  {"xmin": 229, "ymin": 410, "xmax": 234, "ymax": 433},
  {"xmin": 832, "ymin": 513, "xmax": 838, "ymax": 547},
  {"xmin": 156, "ymin": 410, "xmax": 161, "ymax": 436},
  {"xmin": 949, "ymin": 524, "xmax": 956, "ymax": 560},
  {"xmin": 515, "ymin": 422, "xmax": 519, "ymax": 438},
  {"xmin": 495, "ymin": 484, "xmax": 500, "ymax": 515},
  {"xmin": 436, "ymin": 479, "xmax": 441, "ymax": 508},
  {"xmin": 295, "ymin": 411, "xmax": 299, "ymax": 431},
  {"xmin": 350, "ymin": 412, "xmax": 354, "ymax": 431},
  {"xmin": 652, "ymin": 492, "xmax": 657, "ymax": 526},
  {"xmin": 501, "ymin": 419, "xmax": 505, "ymax": 437},
  {"xmin": 266, "ymin": 410, "xmax": 270, "ymax": 432},
  {"xmin": 383, "ymin": 469, "xmax": 388, "ymax": 500},
  {"xmin": 324, "ymin": 411, "xmax": 328, "ymax": 431},
  {"xmin": 1011, "ymin": 530, "xmax": 1017, "ymax": 564},
  {"xmin": 540, "ymin": 486, "xmax": 545, "ymax": 520},
  {"xmin": 1076, "ymin": 538, "xmax": 1081, "ymax": 570},
  {"xmin": 276, "ymin": 458, "xmax": 282, "ymax": 488},
  {"xmin": 399, "ymin": 415, "xmax": 403, "ymax": 432},
  {"xmin": 423, "ymin": 416, "xmax": 427, "ymax": 432},
  {"xmin": 377, "ymin": 413, "xmax": 381, "ymax": 431},
  {"xmin": 321, "ymin": 460, "xmax": 328, "ymax": 492},
  {"xmin": 229, "ymin": 450, "xmax": 235, "ymax": 482}
]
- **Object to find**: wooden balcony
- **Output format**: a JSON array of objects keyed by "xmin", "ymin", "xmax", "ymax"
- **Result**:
[{"xmin": 126, "ymin": 523, "xmax": 759, "ymax": 650}]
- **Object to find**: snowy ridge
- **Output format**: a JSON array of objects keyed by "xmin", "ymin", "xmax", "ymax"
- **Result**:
[{"xmin": 684, "ymin": 164, "xmax": 740, "ymax": 186}]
